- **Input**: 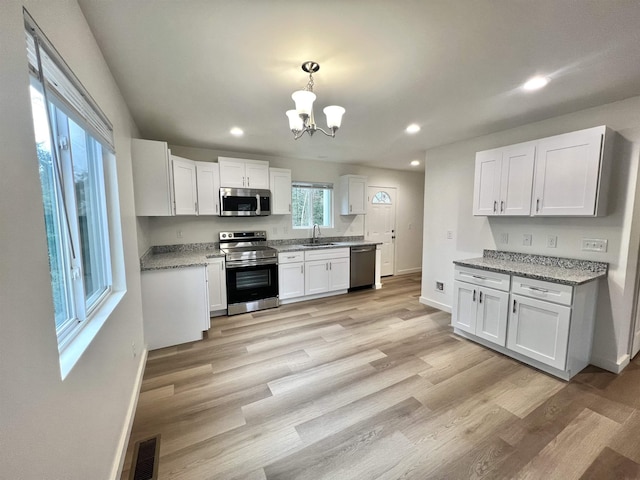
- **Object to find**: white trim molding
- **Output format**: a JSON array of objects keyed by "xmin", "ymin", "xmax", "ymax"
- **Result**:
[
  {"xmin": 590, "ymin": 353, "xmax": 631, "ymax": 374},
  {"xmin": 420, "ymin": 296, "xmax": 451, "ymax": 313}
]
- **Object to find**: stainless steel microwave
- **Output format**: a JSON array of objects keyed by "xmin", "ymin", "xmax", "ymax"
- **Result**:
[{"xmin": 219, "ymin": 188, "xmax": 271, "ymax": 216}]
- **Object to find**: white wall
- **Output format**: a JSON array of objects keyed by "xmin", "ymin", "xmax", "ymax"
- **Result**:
[
  {"xmin": 0, "ymin": 2, "xmax": 144, "ymax": 479},
  {"xmin": 421, "ymin": 95, "xmax": 640, "ymax": 373},
  {"xmin": 141, "ymin": 145, "xmax": 425, "ymax": 274}
]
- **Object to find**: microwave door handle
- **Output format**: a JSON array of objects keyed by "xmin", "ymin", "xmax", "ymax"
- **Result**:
[{"xmin": 255, "ymin": 193, "xmax": 261, "ymax": 215}]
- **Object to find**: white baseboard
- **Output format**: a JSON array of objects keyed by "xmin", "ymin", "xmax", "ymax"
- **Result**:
[
  {"xmin": 420, "ymin": 296, "xmax": 451, "ymax": 313},
  {"xmin": 396, "ymin": 267, "xmax": 422, "ymax": 275},
  {"xmin": 590, "ymin": 353, "xmax": 631, "ymax": 374},
  {"xmin": 111, "ymin": 347, "xmax": 148, "ymax": 479}
]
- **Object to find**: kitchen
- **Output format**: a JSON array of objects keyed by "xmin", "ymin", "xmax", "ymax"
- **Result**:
[{"xmin": 3, "ymin": 1, "xmax": 640, "ymax": 480}]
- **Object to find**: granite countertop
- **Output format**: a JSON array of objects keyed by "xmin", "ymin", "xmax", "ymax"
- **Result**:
[
  {"xmin": 454, "ymin": 250, "xmax": 608, "ymax": 285},
  {"xmin": 140, "ymin": 237, "xmax": 380, "ymax": 271}
]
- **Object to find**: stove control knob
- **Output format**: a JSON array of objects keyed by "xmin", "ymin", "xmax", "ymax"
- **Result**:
[{"xmin": 222, "ymin": 233, "xmax": 227, "ymax": 238}]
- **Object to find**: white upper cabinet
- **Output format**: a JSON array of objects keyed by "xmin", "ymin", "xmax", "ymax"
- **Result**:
[
  {"xmin": 473, "ymin": 143, "xmax": 535, "ymax": 216},
  {"xmin": 172, "ymin": 155, "xmax": 198, "ymax": 215},
  {"xmin": 269, "ymin": 168, "xmax": 292, "ymax": 215},
  {"xmin": 339, "ymin": 175, "xmax": 367, "ymax": 215},
  {"xmin": 131, "ymin": 138, "xmax": 174, "ymax": 216},
  {"xmin": 195, "ymin": 161, "xmax": 220, "ymax": 215},
  {"xmin": 533, "ymin": 126, "xmax": 611, "ymax": 217},
  {"xmin": 473, "ymin": 125, "xmax": 613, "ymax": 217},
  {"xmin": 218, "ymin": 157, "xmax": 269, "ymax": 189}
]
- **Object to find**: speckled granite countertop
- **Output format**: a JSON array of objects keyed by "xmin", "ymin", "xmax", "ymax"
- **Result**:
[
  {"xmin": 140, "ymin": 237, "xmax": 380, "ymax": 271},
  {"xmin": 140, "ymin": 243, "xmax": 224, "ymax": 271},
  {"xmin": 454, "ymin": 250, "xmax": 608, "ymax": 285}
]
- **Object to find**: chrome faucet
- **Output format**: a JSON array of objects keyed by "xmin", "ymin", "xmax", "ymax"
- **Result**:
[{"xmin": 312, "ymin": 224, "xmax": 320, "ymax": 243}]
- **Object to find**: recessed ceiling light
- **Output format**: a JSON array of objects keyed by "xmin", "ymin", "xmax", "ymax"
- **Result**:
[
  {"xmin": 522, "ymin": 76, "xmax": 549, "ymax": 91},
  {"xmin": 230, "ymin": 127, "xmax": 244, "ymax": 136},
  {"xmin": 406, "ymin": 124, "xmax": 421, "ymax": 134},
  {"xmin": 410, "ymin": 160, "xmax": 420, "ymax": 167}
]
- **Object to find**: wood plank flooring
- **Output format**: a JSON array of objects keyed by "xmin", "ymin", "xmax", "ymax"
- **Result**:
[{"xmin": 121, "ymin": 273, "xmax": 640, "ymax": 479}]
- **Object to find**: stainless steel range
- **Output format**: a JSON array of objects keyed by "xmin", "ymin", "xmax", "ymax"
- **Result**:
[{"xmin": 219, "ymin": 231, "xmax": 279, "ymax": 315}]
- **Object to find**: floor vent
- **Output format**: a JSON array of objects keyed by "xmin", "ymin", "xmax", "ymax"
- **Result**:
[{"xmin": 130, "ymin": 435, "xmax": 160, "ymax": 480}]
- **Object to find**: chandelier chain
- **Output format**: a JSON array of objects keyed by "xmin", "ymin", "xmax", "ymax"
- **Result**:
[{"xmin": 305, "ymin": 72, "xmax": 314, "ymax": 92}]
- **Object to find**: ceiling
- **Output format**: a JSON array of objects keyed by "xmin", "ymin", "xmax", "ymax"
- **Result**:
[{"xmin": 77, "ymin": 0, "xmax": 640, "ymax": 171}]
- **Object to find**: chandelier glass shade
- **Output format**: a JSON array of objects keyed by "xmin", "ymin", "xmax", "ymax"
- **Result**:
[{"xmin": 286, "ymin": 61, "xmax": 345, "ymax": 139}]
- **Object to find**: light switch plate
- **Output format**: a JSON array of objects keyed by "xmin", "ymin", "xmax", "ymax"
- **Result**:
[
  {"xmin": 547, "ymin": 235, "xmax": 557, "ymax": 248},
  {"xmin": 582, "ymin": 238, "xmax": 608, "ymax": 252}
]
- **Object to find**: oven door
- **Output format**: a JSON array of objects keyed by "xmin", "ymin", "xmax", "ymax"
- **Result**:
[{"xmin": 226, "ymin": 261, "xmax": 279, "ymax": 306}]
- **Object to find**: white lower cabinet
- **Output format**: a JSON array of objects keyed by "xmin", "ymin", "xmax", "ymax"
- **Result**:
[
  {"xmin": 206, "ymin": 257, "xmax": 227, "ymax": 316},
  {"xmin": 452, "ymin": 266, "xmax": 598, "ymax": 380},
  {"xmin": 278, "ymin": 248, "xmax": 350, "ymax": 302},
  {"xmin": 507, "ymin": 293, "xmax": 570, "ymax": 370},
  {"xmin": 278, "ymin": 252, "xmax": 305, "ymax": 300},
  {"xmin": 453, "ymin": 267, "xmax": 510, "ymax": 347},
  {"xmin": 141, "ymin": 266, "xmax": 209, "ymax": 350}
]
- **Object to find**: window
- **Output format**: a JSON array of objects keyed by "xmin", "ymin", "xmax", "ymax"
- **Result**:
[
  {"xmin": 292, "ymin": 182, "xmax": 333, "ymax": 228},
  {"xmin": 372, "ymin": 191, "xmax": 392, "ymax": 204},
  {"xmin": 25, "ymin": 11, "xmax": 123, "ymax": 368}
]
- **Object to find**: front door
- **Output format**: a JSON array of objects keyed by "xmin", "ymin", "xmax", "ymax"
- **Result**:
[{"xmin": 366, "ymin": 186, "xmax": 396, "ymax": 276}]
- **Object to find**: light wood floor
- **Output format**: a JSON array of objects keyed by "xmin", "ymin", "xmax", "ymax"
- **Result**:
[{"xmin": 121, "ymin": 273, "xmax": 640, "ymax": 479}]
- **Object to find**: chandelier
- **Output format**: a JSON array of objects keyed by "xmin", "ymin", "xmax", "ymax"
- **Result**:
[{"xmin": 286, "ymin": 61, "xmax": 345, "ymax": 140}]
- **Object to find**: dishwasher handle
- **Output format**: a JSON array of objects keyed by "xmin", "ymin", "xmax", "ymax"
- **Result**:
[{"xmin": 351, "ymin": 247, "xmax": 375, "ymax": 253}]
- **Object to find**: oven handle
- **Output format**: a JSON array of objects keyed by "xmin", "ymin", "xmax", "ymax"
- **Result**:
[{"xmin": 226, "ymin": 258, "xmax": 277, "ymax": 268}]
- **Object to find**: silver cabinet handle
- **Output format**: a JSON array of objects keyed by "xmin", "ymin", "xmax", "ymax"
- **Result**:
[
  {"xmin": 528, "ymin": 286, "xmax": 549, "ymax": 293},
  {"xmin": 513, "ymin": 299, "xmax": 517, "ymax": 313},
  {"xmin": 329, "ymin": 262, "xmax": 332, "ymax": 270},
  {"xmin": 500, "ymin": 201, "xmax": 504, "ymax": 213},
  {"xmin": 301, "ymin": 265, "xmax": 304, "ymax": 274},
  {"xmin": 471, "ymin": 274, "xmax": 486, "ymax": 280},
  {"xmin": 536, "ymin": 198, "xmax": 540, "ymax": 212},
  {"xmin": 479, "ymin": 291, "xmax": 483, "ymax": 303},
  {"xmin": 493, "ymin": 201, "xmax": 497, "ymax": 213},
  {"xmin": 472, "ymin": 289, "xmax": 476, "ymax": 302}
]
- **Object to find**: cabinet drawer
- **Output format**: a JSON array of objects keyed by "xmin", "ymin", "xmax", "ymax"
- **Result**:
[
  {"xmin": 305, "ymin": 247, "xmax": 350, "ymax": 261},
  {"xmin": 511, "ymin": 276, "xmax": 573, "ymax": 306},
  {"xmin": 278, "ymin": 251, "xmax": 305, "ymax": 264},
  {"xmin": 454, "ymin": 266, "xmax": 510, "ymax": 292}
]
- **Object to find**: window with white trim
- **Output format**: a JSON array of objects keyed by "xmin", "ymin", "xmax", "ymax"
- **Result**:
[
  {"xmin": 291, "ymin": 182, "xmax": 333, "ymax": 228},
  {"xmin": 25, "ymin": 11, "xmax": 122, "ymax": 354}
]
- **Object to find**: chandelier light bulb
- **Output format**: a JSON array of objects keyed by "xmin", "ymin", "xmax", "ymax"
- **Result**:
[
  {"xmin": 324, "ymin": 106, "xmax": 345, "ymax": 129},
  {"xmin": 291, "ymin": 90, "xmax": 316, "ymax": 117},
  {"xmin": 286, "ymin": 110, "xmax": 303, "ymax": 131}
]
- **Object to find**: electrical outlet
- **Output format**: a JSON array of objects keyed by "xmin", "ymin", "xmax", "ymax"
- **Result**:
[
  {"xmin": 500, "ymin": 233, "xmax": 509, "ymax": 244},
  {"xmin": 435, "ymin": 281, "xmax": 445, "ymax": 292},
  {"xmin": 547, "ymin": 235, "xmax": 557, "ymax": 248},
  {"xmin": 582, "ymin": 238, "xmax": 608, "ymax": 252},
  {"xmin": 523, "ymin": 234, "xmax": 532, "ymax": 246},
  {"xmin": 131, "ymin": 341, "xmax": 137, "ymax": 358},
  {"xmin": 176, "ymin": 230, "xmax": 183, "ymax": 238},
  {"xmin": 446, "ymin": 230, "xmax": 454, "ymax": 240}
]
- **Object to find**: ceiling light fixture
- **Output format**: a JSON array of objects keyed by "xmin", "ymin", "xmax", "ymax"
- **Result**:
[
  {"xmin": 286, "ymin": 61, "xmax": 345, "ymax": 140},
  {"xmin": 406, "ymin": 124, "xmax": 421, "ymax": 134},
  {"xmin": 410, "ymin": 160, "xmax": 420, "ymax": 166},
  {"xmin": 522, "ymin": 76, "xmax": 549, "ymax": 91},
  {"xmin": 230, "ymin": 127, "xmax": 244, "ymax": 136}
]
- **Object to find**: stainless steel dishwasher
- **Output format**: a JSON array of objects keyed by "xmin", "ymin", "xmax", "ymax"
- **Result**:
[{"xmin": 350, "ymin": 245, "xmax": 376, "ymax": 289}]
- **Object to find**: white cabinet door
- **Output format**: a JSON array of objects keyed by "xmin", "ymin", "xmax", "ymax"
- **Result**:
[
  {"xmin": 500, "ymin": 144, "xmax": 535, "ymax": 216},
  {"xmin": 172, "ymin": 155, "xmax": 198, "ymax": 215},
  {"xmin": 340, "ymin": 175, "xmax": 367, "ymax": 215},
  {"xmin": 245, "ymin": 161, "xmax": 270, "ymax": 189},
  {"xmin": 206, "ymin": 258, "xmax": 227, "ymax": 314},
  {"xmin": 476, "ymin": 287, "xmax": 509, "ymax": 346},
  {"xmin": 452, "ymin": 281, "xmax": 477, "ymax": 335},
  {"xmin": 270, "ymin": 168, "xmax": 292, "ymax": 215},
  {"xmin": 473, "ymin": 149, "xmax": 502, "ymax": 216},
  {"xmin": 305, "ymin": 260, "xmax": 330, "ymax": 295},
  {"xmin": 196, "ymin": 162, "xmax": 220, "ymax": 215},
  {"xmin": 141, "ymin": 266, "xmax": 208, "ymax": 350},
  {"xmin": 532, "ymin": 127, "xmax": 604, "ymax": 216},
  {"xmin": 131, "ymin": 139, "xmax": 173, "ymax": 216},
  {"xmin": 218, "ymin": 157, "xmax": 270, "ymax": 189},
  {"xmin": 218, "ymin": 158, "xmax": 246, "ymax": 188},
  {"xmin": 279, "ymin": 262, "xmax": 305, "ymax": 299},
  {"xmin": 328, "ymin": 257, "xmax": 350, "ymax": 291},
  {"xmin": 507, "ymin": 293, "xmax": 571, "ymax": 369}
]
